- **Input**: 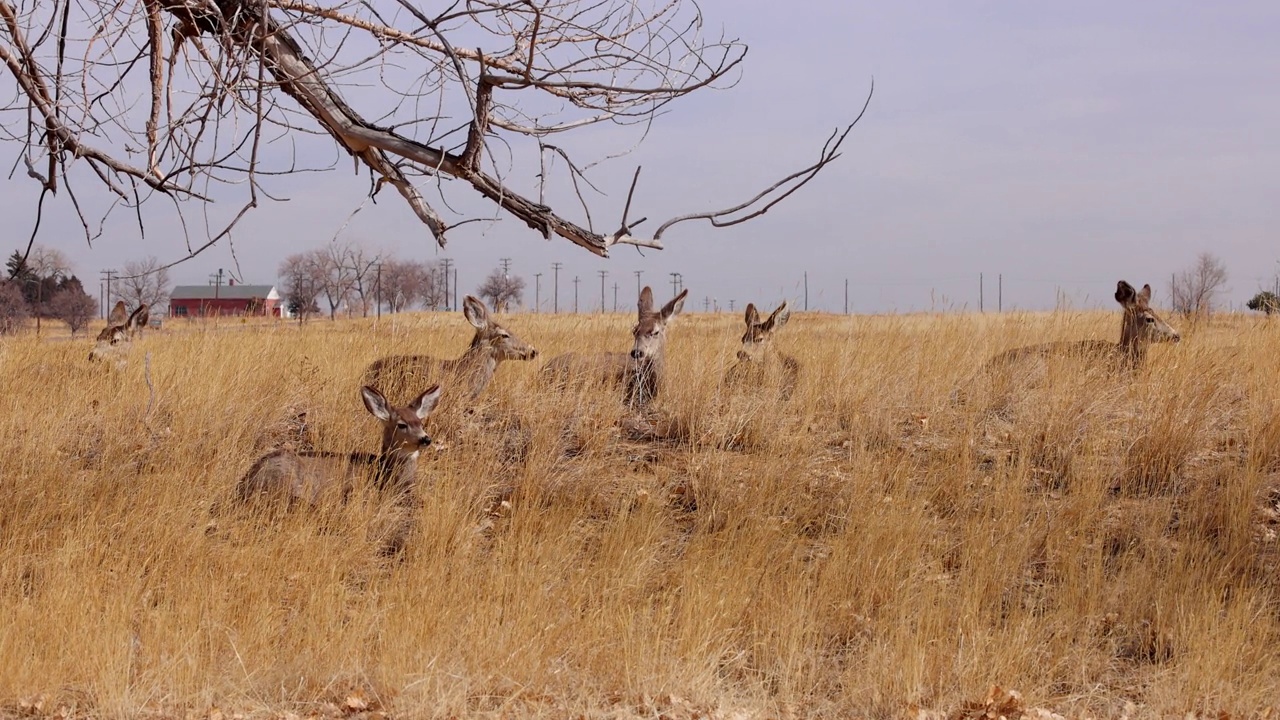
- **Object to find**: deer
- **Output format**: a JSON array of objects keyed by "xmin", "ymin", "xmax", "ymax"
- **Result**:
[
  {"xmin": 953, "ymin": 280, "xmax": 1180, "ymax": 408},
  {"xmin": 985, "ymin": 280, "xmax": 1180, "ymax": 370},
  {"xmin": 89, "ymin": 303, "xmax": 149, "ymax": 366},
  {"xmin": 363, "ymin": 295, "xmax": 537, "ymax": 401},
  {"xmin": 723, "ymin": 300, "xmax": 799, "ymax": 398},
  {"xmin": 237, "ymin": 385, "xmax": 441, "ymax": 506},
  {"xmin": 542, "ymin": 286, "xmax": 688, "ymax": 408}
]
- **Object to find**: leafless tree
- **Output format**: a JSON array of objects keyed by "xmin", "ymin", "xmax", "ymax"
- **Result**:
[
  {"xmin": 27, "ymin": 246, "xmax": 70, "ymax": 280},
  {"xmin": 278, "ymin": 252, "xmax": 324, "ymax": 324},
  {"xmin": 477, "ymin": 268, "xmax": 526, "ymax": 313},
  {"xmin": 0, "ymin": 0, "xmax": 870, "ymax": 268},
  {"xmin": 0, "ymin": 280, "xmax": 28, "ymax": 334},
  {"xmin": 379, "ymin": 259, "xmax": 436, "ymax": 313},
  {"xmin": 48, "ymin": 287, "xmax": 96, "ymax": 335},
  {"xmin": 118, "ymin": 256, "xmax": 172, "ymax": 309},
  {"xmin": 315, "ymin": 245, "xmax": 358, "ymax": 320},
  {"xmin": 344, "ymin": 244, "xmax": 382, "ymax": 317},
  {"xmin": 1169, "ymin": 252, "xmax": 1229, "ymax": 318}
]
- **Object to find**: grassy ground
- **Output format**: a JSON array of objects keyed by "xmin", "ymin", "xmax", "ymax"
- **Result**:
[{"xmin": 2, "ymin": 307, "xmax": 1280, "ymax": 719}]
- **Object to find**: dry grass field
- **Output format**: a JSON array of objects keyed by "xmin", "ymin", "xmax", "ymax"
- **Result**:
[{"xmin": 4, "ymin": 305, "xmax": 1280, "ymax": 718}]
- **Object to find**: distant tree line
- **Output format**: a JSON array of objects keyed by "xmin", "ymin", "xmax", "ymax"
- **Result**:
[
  {"xmin": 279, "ymin": 241, "xmax": 444, "ymax": 323},
  {"xmin": 1, "ymin": 247, "xmax": 94, "ymax": 335}
]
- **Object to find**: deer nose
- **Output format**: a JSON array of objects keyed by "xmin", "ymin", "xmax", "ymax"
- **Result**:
[
  {"xmin": 736, "ymin": 350, "xmax": 750, "ymax": 362},
  {"xmin": 630, "ymin": 349, "xmax": 643, "ymax": 360},
  {"xmin": 528, "ymin": 348, "xmax": 539, "ymax": 359},
  {"xmin": 418, "ymin": 435, "xmax": 432, "ymax": 447}
]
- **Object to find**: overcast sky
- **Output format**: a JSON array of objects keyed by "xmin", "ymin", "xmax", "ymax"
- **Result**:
[{"xmin": 3, "ymin": 1, "xmax": 1277, "ymax": 314}]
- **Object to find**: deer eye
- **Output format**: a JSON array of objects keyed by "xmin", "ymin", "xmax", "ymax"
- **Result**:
[{"xmin": 396, "ymin": 422, "xmax": 409, "ymax": 430}]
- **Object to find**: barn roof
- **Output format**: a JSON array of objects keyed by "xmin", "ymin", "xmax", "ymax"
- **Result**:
[{"xmin": 170, "ymin": 284, "xmax": 278, "ymax": 300}]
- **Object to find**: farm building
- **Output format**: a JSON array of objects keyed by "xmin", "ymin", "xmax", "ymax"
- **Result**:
[{"xmin": 168, "ymin": 283, "xmax": 284, "ymax": 317}]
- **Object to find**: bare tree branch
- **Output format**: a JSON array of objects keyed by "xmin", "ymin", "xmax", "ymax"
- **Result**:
[{"xmin": 0, "ymin": 0, "xmax": 868, "ymax": 259}]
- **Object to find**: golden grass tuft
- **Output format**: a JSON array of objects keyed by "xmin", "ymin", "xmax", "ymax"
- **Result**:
[{"xmin": 3, "ymin": 309, "xmax": 1280, "ymax": 717}]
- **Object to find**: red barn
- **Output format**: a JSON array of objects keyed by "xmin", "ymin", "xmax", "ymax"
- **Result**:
[{"xmin": 168, "ymin": 283, "xmax": 283, "ymax": 317}]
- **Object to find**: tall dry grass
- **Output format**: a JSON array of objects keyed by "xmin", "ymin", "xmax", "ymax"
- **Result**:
[{"xmin": 3, "ymin": 308, "xmax": 1280, "ymax": 718}]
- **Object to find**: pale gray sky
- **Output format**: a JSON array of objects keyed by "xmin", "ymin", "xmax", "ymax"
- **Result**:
[{"xmin": 3, "ymin": 1, "xmax": 1277, "ymax": 313}]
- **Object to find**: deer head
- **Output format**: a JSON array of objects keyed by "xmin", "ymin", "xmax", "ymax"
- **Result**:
[
  {"xmin": 630, "ymin": 286, "xmax": 688, "ymax": 364},
  {"xmin": 1115, "ymin": 281, "xmax": 1180, "ymax": 353},
  {"xmin": 736, "ymin": 301, "xmax": 791, "ymax": 362},
  {"xmin": 463, "ymin": 295, "xmax": 538, "ymax": 362},
  {"xmin": 360, "ymin": 384, "xmax": 442, "ymax": 457}
]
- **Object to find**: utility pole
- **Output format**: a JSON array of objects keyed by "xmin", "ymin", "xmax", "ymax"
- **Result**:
[
  {"xmin": 597, "ymin": 270, "xmax": 607, "ymax": 312},
  {"xmin": 703, "ymin": 296, "xmax": 710, "ymax": 312},
  {"xmin": 499, "ymin": 257, "xmax": 512, "ymax": 276},
  {"xmin": 551, "ymin": 262, "xmax": 563, "ymax": 313},
  {"xmin": 979, "ymin": 272, "xmax": 984, "ymax": 313},
  {"xmin": 669, "ymin": 272, "xmax": 680, "ymax": 298},
  {"xmin": 375, "ymin": 263, "xmax": 382, "ymax": 321},
  {"xmin": 573, "ymin": 275, "xmax": 580, "ymax": 313},
  {"xmin": 99, "ymin": 269, "xmax": 117, "ymax": 318},
  {"xmin": 998, "ymin": 273, "xmax": 1003, "ymax": 313},
  {"xmin": 844, "ymin": 278, "xmax": 849, "ymax": 315},
  {"xmin": 440, "ymin": 258, "xmax": 453, "ymax": 310},
  {"xmin": 729, "ymin": 299, "xmax": 735, "ymax": 313},
  {"xmin": 208, "ymin": 268, "xmax": 224, "ymax": 299},
  {"xmin": 634, "ymin": 270, "xmax": 643, "ymax": 299},
  {"xmin": 804, "ymin": 271, "xmax": 809, "ymax": 312},
  {"xmin": 613, "ymin": 282, "xmax": 619, "ymax": 312},
  {"xmin": 453, "ymin": 268, "xmax": 458, "ymax": 311},
  {"xmin": 534, "ymin": 273, "xmax": 542, "ymax": 313}
]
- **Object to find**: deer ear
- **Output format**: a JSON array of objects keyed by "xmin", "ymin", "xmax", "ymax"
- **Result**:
[
  {"xmin": 1138, "ymin": 284, "xmax": 1152, "ymax": 304},
  {"xmin": 744, "ymin": 303, "xmax": 760, "ymax": 327},
  {"xmin": 765, "ymin": 301, "xmax": 790, "ymax": 330},
  {"xmin": 108, "ymin": 300, "xmax": 127, "ymax": 326},
  {"xmin": 411, "ymin": 385, "xmax": 443, "ymax": 419},
  {"xmin": 463, "ymin": 295, "xmax": 489, "ymax": 328},
  {"xmin": 126, "ymin": 303, "xmax": 148, "ymax": 329},
  {"xmin": 360, "ymin": 386, "xmax": 391, "ymax": 421},
  {"xmin": 638, "ymin": 286, "xmax": 655, "ymax": 316},
  {"xmin": 1115, "ymin": 281, "xmax": 1137, "ymax": 307},
  {"xmin": 661, "ymin": 288, "xmax": 688, "ymax": 321}
]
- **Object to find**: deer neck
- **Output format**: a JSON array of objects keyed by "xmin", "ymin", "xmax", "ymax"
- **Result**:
[
  {"xmin": 626, "ymin": 352, "xmax": 664, "ymax": 408},
  {"xmin": 370, "ymin": 446, "xmax": 420, "ymax": 496},
  {"xmin": 445, "ymin": 338, "xmax": 499, "ymax": 397},
  {"xmin": 1117, "ymin": 312, "xmax": 1146, "ymax": 367}
]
